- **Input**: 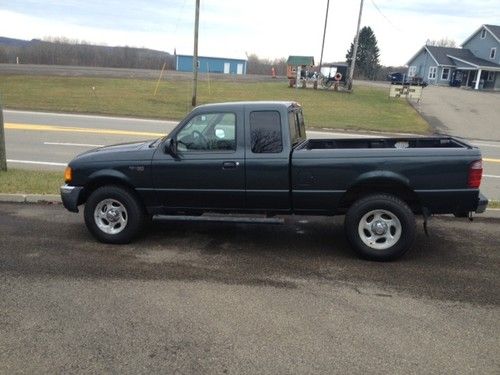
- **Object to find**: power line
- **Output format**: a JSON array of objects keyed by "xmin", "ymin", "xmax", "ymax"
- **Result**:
[{"xmin": 369, "ymin": 0, "xmax": 403, "ymax": 32}]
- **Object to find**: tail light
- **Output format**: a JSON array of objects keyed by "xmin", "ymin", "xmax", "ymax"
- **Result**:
[{"xmin": 468, "ymin": 160, "xmax": 483, "ymax": 188}]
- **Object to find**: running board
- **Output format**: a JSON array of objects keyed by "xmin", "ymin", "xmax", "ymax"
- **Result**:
[{"xmin": 153, "ymin": 214, "xmax": 284, "ymax": 225}]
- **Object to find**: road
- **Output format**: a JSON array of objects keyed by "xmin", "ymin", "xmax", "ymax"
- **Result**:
[
  {"xmin": 4, "ymin": 109, "xmax": 500, "ymax": 199},
  {"xmin": 0, "ymin": 203, "xmax": 498, "ymax": 373}
]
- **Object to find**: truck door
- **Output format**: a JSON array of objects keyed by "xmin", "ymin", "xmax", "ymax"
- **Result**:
[
  {"xmin": 152, "ymin": 110, "xmax": 245, "ymax": 210},
  {"xmin": 244, "ymin": 109, "xmax": 291, "ymax": 211}
]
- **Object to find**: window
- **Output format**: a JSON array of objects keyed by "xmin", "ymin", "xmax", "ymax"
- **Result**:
[
  {"xmin": 176, "ymin": 113, "xmax": 236, "ymax": 152},
  {"xmin": 441, "ymin": 68, "xmax": 450, "ymax": 80},
  {"xmin": 428, "ymin": 66, "xmax": 437, "ymax": 79},
  {"xmin": 487, "ymin": 72, "xmax": 495, "ymax": 81},
  {"xmin": 490, "ymin": 48, "xmax": 496, "ymax": 59},
  {"xmin": 250, "ymin": 111, "xmax": 282, "ymax": 153},
  {"xmin": 288, "ymin": 110, "xmax": 306, "ymax": 145},
  {"xmin": 481, "ymin": 29, "xmax": 486, "ymax": 39},
  {"xmin": 408, "ymin": 66, "xmax": 416, "ymax": 77}
]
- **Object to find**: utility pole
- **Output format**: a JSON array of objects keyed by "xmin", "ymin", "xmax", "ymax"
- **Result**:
[
  {"xmin": 347, "ymin": 0, "xmax": 364, "ymax": 91},
  {"xmin": 318, "ymin": 0, "xmax": 330, "ymax": 73},
  {"xmin": 0, "ymin": 103, "xmax": 7, "ymax": 171},
  {"xmin": 191, "ymin": 0, "xmax": 200, "ymax": 107}
]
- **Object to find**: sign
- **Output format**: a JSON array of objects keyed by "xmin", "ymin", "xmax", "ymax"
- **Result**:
[{"xmin": 389, "ymin": 84, "xmax": 423, "ymax": 99}]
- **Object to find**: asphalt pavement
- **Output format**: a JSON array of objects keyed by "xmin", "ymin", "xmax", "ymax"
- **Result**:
[
  {"xmin": 0, "ymin": 203, "xmax": 499, "ymax": 373},
  {"xmin": 414, "ymin": 86, "xmax": 500, "ymax": 141},
  {"xmin": 4, "ymin": 109, "xmax": 500, "ymax": 199}
]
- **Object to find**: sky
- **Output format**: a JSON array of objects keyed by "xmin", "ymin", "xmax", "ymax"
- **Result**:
[{"xmin": 0, "ymin": 0, "xmax": 499, "ymax": 66}]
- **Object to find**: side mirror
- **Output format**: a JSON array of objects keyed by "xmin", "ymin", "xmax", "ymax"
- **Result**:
[{"xmin": 164, "ymin": 138, "xmax": 180, "ymax": 159}]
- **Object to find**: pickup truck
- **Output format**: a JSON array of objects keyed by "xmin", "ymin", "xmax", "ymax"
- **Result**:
[{"xmin": 60, "ymin": 101, "xmax": 488, "ymax": 260}]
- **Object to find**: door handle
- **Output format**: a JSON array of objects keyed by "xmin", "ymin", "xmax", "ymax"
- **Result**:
[{"xmin": 222, "ymin": 161, "xmax": 239, "ymax": 169}]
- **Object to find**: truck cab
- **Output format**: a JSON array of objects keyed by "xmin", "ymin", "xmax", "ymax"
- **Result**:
[{"xmin": 152, "ymin": 102, "xmax": 305, "ymax": 213}]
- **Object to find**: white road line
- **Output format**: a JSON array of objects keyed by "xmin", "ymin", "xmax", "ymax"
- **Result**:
[
  {"xmin": 7, "ymin": 159, "xmax": 67, "ymax": 167},
  {"xmin": 43, "ymin": 142, "xmax": 104, "ymax": 147},
  {"xmin": 484, "ymin": 174, "xmax": 500, "ymax": 179},
  {"xmin": 472, "ymin": 142, "xmax": 500, "ymax": 148}
]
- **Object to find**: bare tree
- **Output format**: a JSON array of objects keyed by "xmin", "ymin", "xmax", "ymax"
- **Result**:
[{"xmin": 425, "ymin": 38, "xmax": 457, "ymax": 48}]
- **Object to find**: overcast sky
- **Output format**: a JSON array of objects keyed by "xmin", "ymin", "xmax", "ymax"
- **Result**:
[{"xmin": 0, "ymin": 0, "xmax": 499, "ymax": 66}]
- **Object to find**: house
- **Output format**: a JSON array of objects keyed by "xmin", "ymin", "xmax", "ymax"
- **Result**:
[
  {"xmin": 406, "ymin": 24, "xmax": 500, "ymax": 90},
  {"xmin": 176, "ymin": 55, "xmax": 247, "ymax": 75}
]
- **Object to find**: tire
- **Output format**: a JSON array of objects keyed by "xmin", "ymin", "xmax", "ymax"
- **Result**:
[
  {"xmin": 322, "ymin": 79, "xmax": 333, "ymax": 88},
  {"xmin": 344, "ymin": 194, "xmax": 416, "ymax": 261},
  {"xmin": 84, "ymin": 185, "xmax": 145, "ymax": 244}
]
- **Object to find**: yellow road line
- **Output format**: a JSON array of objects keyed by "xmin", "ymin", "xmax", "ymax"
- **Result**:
[
  {"xmin": 5, "ymin": 123, "xmax": 164, "ymax": 137},
  {"xmin": 484, "ymin": 158, "xmax": 500, "ymax": 163}
]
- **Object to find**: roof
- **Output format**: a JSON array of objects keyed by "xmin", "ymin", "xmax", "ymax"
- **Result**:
[
  {"xmin": 287, "ymin": 56, "xmax": 315, "ymax": 66},
  {"xmin": 461, "ymin": 24, "xmax": 500, "ymax": 46},
  {"xmin": 176, "ymin": 54, "xmax": 247, "ymax": 62},
  {"xmin": 485, "ymin": 24, "xmax": 500, "ymax": 40},
  {"xmin": 420, "ymin": 46, "xmax": 500, "ymax": 68}
]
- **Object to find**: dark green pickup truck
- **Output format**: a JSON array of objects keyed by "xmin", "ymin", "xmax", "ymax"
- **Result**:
[{"xmin": 61, "ymin": 101, "xmax": 488, "ymax": 260}]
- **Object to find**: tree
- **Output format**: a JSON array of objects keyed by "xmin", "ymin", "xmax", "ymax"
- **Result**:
[
  {"xmin": 425, "ymin": 38, "xmax": 456, "ymax": 47},
  {"xmin": 346, "ymin": 26, "xmax": 380, "ymax": 80}
]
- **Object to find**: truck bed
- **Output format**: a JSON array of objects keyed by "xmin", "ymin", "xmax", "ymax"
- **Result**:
[
  {"xmin": 298, "ymin": 137, "xmax": 470, "ymax": 150},
  {"xmin": 291, "ymin": 136, "xmax": 481, "ymax": 215}
]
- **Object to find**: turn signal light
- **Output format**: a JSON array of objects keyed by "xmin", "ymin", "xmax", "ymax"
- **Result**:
[
  {"xmin": 64, "ymin": 166, "xmax": 72, "ymax": 183},
  {"xmin": 467, "ymin": 160, "xmax": 482, "ymax": 188}
]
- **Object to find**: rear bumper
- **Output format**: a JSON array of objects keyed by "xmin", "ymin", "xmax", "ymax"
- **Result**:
[
  {"xmin": 60, "ymin": 185, "xmax": 84, "ymax": 213},
  {"xmin": 476, "ymin": 193, "xmax": 488, "ymax": 214}
]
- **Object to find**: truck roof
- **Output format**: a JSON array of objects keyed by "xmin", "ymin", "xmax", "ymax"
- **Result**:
[{"xmin": 195, "ymin": 101, "xmax": 300, "ymax": 111}]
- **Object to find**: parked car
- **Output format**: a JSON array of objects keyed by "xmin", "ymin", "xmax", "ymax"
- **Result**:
[
  {"xmin": 388, "ymin": 73, "xmax": 428, "ymax": 87},
  {"xmin": 61, "ymin": 101, "xmax": 488, "ymax": 261},
  {"xmin": 387, "ymin": 72, "xmax": 404, "ymax": 82}
]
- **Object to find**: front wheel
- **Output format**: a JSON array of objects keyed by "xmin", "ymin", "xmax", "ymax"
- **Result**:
[
  {"xmin": 84, "ymin": 185, "xmax": 145, "ymax": 244},
  {"xmin": 344, "ymin": 194, "xmax": 416, "ymax": 261}
]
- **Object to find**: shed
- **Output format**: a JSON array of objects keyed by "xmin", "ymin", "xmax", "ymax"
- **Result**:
[
  {"xmin": 176, "ymin": 55, "xmax": 247, "ymax": 75},
  {"xmin": 287, "ymin": 56, "xmax": 315, "ymax": 79}
]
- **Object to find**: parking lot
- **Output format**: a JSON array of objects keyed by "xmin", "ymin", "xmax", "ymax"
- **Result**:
[{"xmin": 1, "ymin": 203, "xmax": 499, "ymax": 373}]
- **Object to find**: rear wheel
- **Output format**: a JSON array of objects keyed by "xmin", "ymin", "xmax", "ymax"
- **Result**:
[
  {"xmin": 84, "ymin": 185, "xmax": 145, "ymax": 244},
  {"xmin": 344, "ymin": 194, "xmax": 416, "ymax": 261}
]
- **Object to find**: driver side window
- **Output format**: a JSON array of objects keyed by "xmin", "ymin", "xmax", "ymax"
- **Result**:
[{"xmin": 176, "ymin": 113, "xmax": 236, "ymax": 152}]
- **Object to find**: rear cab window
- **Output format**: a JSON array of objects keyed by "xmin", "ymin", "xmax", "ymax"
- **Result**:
[{"xmin": 249, "ymin": 111, "xmax": 283, "ymax": 153}]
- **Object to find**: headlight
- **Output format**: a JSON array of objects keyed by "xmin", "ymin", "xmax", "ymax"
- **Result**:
[{"xmin": 64, "ymin": 166, "xmax": 72, "ymax": 183}]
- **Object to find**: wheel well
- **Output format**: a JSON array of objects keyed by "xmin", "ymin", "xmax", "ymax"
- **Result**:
[
  {"xmin": 80, "ymin": 177, "xmax": 138, "ymax": 205},
  {"xmin": 339, "ymin": 181, "xmax": 421, "ymax": 213}
]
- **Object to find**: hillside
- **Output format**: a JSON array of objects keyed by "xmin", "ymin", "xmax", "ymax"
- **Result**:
[{"xmin": 0, "ymin": 37, "xmax": 174, "ymax": 70}]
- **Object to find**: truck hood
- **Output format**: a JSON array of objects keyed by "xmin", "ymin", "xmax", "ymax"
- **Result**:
[{"xmin": 72, "ymin": 139, "xmax": 157, "ymax": 164}]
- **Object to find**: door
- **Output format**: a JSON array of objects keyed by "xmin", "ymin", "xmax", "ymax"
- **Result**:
[
  {"xmin": 244, "ymin": 108, "xmax": 291, "ymax": 211},
  {"xmin": 152, "ymin": 110, "xmax": 245, "ymax": 210},
  {"xmin": 224, "ymin": 62, "xmax": 231, "ymax": 74},
  {"xmin": 237, "ymin": 63, "xmax": 243, "ymax": 75}
]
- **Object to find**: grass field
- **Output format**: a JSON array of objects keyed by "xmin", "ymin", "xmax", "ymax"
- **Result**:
[
  {"xmin": 0, "ymin": 169, "xmax": 61, "ymax": 194},
  {"xmin": 0, "ymin": 74, "xmax": 429, "ymax": 133}
]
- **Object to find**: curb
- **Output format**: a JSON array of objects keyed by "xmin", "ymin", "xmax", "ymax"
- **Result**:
[{"xmin": 0, "ymin": 194, "xmax": 61, "ymax": 204}]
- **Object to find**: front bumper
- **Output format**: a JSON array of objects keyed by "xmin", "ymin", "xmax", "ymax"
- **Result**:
[
  {"xmin": 60, "ymin": 185, "xmax": 84, "ymax": 213},
  {"xmin": 476, "ymin": 192, "xmax": 488, "ymax": 214}
]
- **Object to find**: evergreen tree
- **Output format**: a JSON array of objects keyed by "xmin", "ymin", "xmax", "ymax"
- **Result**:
[{"xmin": 346, "ymin": 26, "xmax": 380, "ymax": 79}]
